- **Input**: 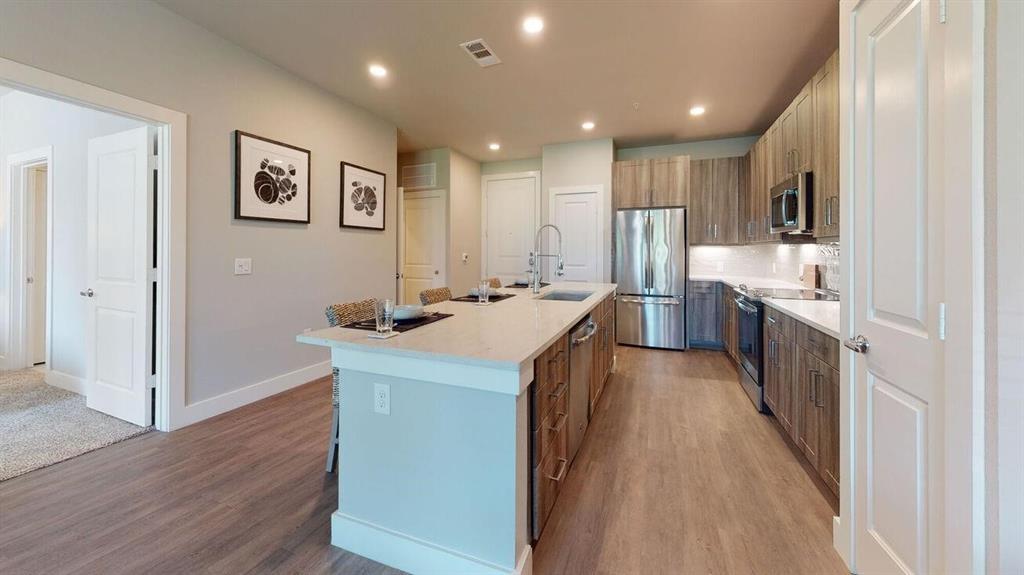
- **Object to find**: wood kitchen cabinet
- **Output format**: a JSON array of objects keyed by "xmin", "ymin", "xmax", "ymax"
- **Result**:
[
  {"xmin": 687, "ymin": 281, "xmax": 722, "ymax": 349},
  {"xmin": 590, "ymin": 293, "xmax": 615, "ymax": 415},
  {"xmin": 813, "ymin": 50, "xmax": 840, "ymax": 239},
  {"xmin": 531, "ymin": 333, "xmax": 570, "ymax": 539},
  {"xmin": 795, "ymin": 346, "xmax": 821, "ymax": 469},
  {"xmin": 612, "ymin": 156, "xmax": 689, "ymax": 209},
  {"xmin": 688, "ymin": 157, "xmax": 740, "ymax": 246},
  {"xmin": 763, "ymin": 306, "xmax": 796, "ymax": 439},
  {"xmin": 721, "ymin": 285, "xmax": 738, "ymax": 362}
]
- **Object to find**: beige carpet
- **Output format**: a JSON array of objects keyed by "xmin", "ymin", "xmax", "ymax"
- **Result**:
[{"xmin": 0, "ymin": 369, "xmax": 150, "ymax": 481}]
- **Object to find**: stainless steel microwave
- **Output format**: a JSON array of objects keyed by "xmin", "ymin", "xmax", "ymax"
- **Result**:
[{"xmin": 770, "ymin": 172, "xmax": 814, "ymax": 235}]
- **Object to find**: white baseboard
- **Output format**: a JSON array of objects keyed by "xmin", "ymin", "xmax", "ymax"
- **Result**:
[
  {"xmin": 331, "ymin": 511, "xmax": 529, "ymax": 575},
  {"xmin": 45, "ymin": 369, "xmax": 87, "ymax": 395},
  {"xmin": 176, "ymin": 360, "xmax": 331, "ymax": 429}
]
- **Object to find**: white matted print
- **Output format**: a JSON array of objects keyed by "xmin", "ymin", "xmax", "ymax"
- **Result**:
[
  {"xmin": 235, "ymin": 131, "xmax": 310, "ymax": 223},
  {"xmin": 340, "ymin": 161, "xmax": 386, "ymax": 230}
]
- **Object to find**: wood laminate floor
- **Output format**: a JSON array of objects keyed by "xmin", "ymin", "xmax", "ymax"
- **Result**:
[{"xmin": 0, "ymin": 346, "xmax": 846, "ymax": 575}]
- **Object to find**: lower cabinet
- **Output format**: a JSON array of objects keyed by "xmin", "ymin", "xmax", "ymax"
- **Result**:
[
  {"xmin": 721, "ymin": 285, "xmax": 738, "ymax": 361},
  {"xmin": 590, "ymin": 294, "xmax": 616, "ymax": 414},
  {"xmin": 789, "ymin": 323, "xmax": 840, "ymax": 498},
  {"xmin": 764, "ymin": 324, "xmax": 795, "ymax": 438}
]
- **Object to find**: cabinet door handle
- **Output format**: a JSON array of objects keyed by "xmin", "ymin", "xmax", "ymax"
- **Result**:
[
  {"xmin": 808, "ymin": 369, "xmax": 819, "ymax": 402},
  {"xmin": 548, "ymin": 382, "xmax": 568, "ymax": 400},
  {"xmin": 766, "ymin": 316, "xmax": 777, "ymax": 325},
  {"xmin": 546, "ymin": 411, "xmax": 568, "ymax": 434},
  {"xmin": 815, "ymin": 373, "xmax": 825, "ymax": 408},
  {"xmin": 547, "ymin": 458, "xmax": 568, "ymax": 482}
]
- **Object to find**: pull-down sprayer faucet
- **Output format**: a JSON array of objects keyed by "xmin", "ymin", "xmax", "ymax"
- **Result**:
[{"xmin": 528, "ymin": 224, "xmax": 565, "ymax": 294}]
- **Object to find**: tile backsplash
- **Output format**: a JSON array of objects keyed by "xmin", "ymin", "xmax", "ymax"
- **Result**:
[{"xmin": 690, "ymin": 244, "xmax": 840, "ymax": 290}]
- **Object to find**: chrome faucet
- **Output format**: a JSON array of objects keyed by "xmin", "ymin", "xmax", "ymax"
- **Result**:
[{"xmin": 528, "ymin": 224, "xmax": 565, "ymax": 293}]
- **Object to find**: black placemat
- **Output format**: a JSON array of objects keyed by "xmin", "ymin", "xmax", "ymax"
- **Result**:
[
  {"xmin": 504, "ymin": 282, "xmax": 549, "ymax": 289},
  {"xmin": 341, "ymin": 312, "xmax": 454, "ymax": 333},
  {"xmin": 449, "ymin": 293, "xmax": 516, "ymax": 303}
]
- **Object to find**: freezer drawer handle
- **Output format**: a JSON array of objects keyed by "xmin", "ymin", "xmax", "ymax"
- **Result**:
[{"xmin": 618, "ymin": 297, "xmax": 680, "ymax": 305}]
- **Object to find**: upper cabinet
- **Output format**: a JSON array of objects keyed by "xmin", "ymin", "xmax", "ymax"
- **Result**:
[
  {"xmin": 813, "ymin": 50, "xmax": 840, "ymax": 239},
  {"xmin": 689, "ymin": 156, "xmax": 741, "ymax": 246},
  {"xmin": 612, "ymin": 156, "xmax": 689, "ymax": 210},
  {"xmin": 747, "ymin": 49, "xmax": 840, "ymax": 243}
]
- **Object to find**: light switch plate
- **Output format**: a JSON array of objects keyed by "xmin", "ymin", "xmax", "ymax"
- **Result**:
[
  {"xmin": 234, "ymin": 258, "xmax": 252, "ymax": 275},
  {"xmin": 461, "ymin": 252, "xmax": 470, "ymax": 263}
]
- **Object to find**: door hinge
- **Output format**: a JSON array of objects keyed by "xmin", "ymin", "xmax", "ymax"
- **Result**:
[
  {"xmin": 938, "ymin": 302, "xmax": 946, "ymax": 340},
  {"xmin": 939, "ymin": 0, "xmax": 947, "ymax": 23},
  {"xmin": 148, "ymin": 154, "xmax": 159, "ymax": 170},
  {"xmin": 147, "ymin": 374, "xmax": 157, "ymax": 389}
]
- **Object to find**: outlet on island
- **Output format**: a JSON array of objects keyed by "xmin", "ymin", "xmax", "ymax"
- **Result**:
[{"xmin": 374, "ymin": 383, "xmax": 390, "ymax": 415}]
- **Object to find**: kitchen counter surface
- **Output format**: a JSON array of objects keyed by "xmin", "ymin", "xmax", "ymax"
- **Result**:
[
  {"xmin": 690, "ymin": 274, "xmax": 840, "ymax": 339},
  {"xmin": 298, "ymin": 281, "xmax": 616, "ymax": 374}
]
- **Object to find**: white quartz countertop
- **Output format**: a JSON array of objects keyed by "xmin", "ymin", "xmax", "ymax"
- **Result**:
[
  {"xmin": 690, "ymin": 274, "xmax": 840, "ymax": 339},
  {"xmin": 297, "ymin": 282, "xmax": 617, "ymax": 371}
]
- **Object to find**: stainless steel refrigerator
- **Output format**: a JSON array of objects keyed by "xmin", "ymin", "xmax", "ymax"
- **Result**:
[{"xmin": 614, "ymin": 207, "xmax": 688, "ymax": 350}]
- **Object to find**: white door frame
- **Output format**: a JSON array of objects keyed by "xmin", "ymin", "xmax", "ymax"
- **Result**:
[
  {"xmin": 480, "ymin": 171, "xmax": 541, "ymax": 279},
  {"xmin": 0, "ymin": 57, "xmax": 187, "ymax": 432},
  {"xmin": 2, "ymin": 147, "xmax": 53, "ymax": 372},
  {"xmin": 395, "ymin": 186, "xmax": 404, "ymax": 303},
  {"xmin": 547, "ymin": 184, "xmax": 604, "ymax": 282},
  {"xmin": 837, "ymin": 1, "xmax": 987, "ymax": 571}
]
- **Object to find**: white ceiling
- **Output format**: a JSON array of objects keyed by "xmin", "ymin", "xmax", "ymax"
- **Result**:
[{"xmin": 156, "ymin": 0, "xmax": 838, "ymax": 162}]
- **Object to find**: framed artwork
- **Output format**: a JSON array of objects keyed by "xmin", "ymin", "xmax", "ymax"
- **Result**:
[
  {"xmin": 234, "ymin": 130, "xmax": 311, "ymax": 223},
  {"xmin": 340, "ymin": 161, "xmax": 386, "ymax": 230}
]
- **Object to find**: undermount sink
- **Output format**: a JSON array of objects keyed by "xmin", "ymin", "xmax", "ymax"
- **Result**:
[{"xmin": 537, "ymin": 290, "xmax": 593, "ymax": 302}]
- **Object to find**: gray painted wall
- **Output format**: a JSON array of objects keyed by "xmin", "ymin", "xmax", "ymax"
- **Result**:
[
  {"xmin": 541, "ymin": 139, "xmax": 614, "ymax": 282},
  {"xmin": 616, "ymin": 135, "xmax": 758, "ymax": 161},
  {"xmin": 0, "ymin": 1, "xmax": 398, "ymax": 405},
  {"xmin": 0, "ymin": 90, "xmax": 145, "ymax": 379},
  {"xmin": 480, "ymin": 157, "xmax": 542, "ymax": 176}
]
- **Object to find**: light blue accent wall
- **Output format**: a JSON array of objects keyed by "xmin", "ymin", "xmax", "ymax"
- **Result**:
[
  {"xmin": 339, "ymin": 369, "xmax": 519, "ymax": 568},
  {"xmin": 616, "ymin": 135, "xmax": 759, "ymax": 161}
]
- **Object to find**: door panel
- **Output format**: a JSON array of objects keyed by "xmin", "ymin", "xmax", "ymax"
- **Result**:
[
  {"xmin": 403, "ymin": 190, "xmax": 446, "ymax": 304},
  {"xmin": 484, "ymin": 176, "xmax": 536, "ymax": 285},
  {"xmin": 614, "ymin": 210, "xmax": 648, "ymax": 295},
  {"xmin": 853, "ymin": 1, "xmax": 944, "ymax": 572},
  {"xmin": 647, "ymin": 208, "xmax": 686, "ymax": 296},
  {"xmin": 85, "ymin": 127, "xmax": 153, "ymax": 426},
  {"xmin": 551, "ymin": 191, "xmax": 599, "ymax": 282}
]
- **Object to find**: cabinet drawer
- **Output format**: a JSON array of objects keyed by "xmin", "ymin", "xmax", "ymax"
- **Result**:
[
  {"xmin": 532, "ymin": 384, "xmax": 569, "ymax": 467},
  {"xmin": 796, "ymin": 322, "xmax": 839, "ymax": 369},
  {"xmin": 532, "ymin": 415, "xmax": 569, "ymax": 538},
  {"xmin": 532, "ymin": 341, "xmax": 568, "ymax": 431},
  {"xmin": 764, "ymin": 305, "xmax": 796, "ymax": 340}
]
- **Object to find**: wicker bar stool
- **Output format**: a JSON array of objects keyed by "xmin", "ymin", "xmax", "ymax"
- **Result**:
[
  {"xmin": 323, "ymin": 297, "xmax": 377, "ymax": 473},
  {"xmin": 485, "ymin": 277, "xmax": 502, "ymax": 289},
  {"xmin": 418, "ymin": 287, "xmax": 452, "ymax": 305}
]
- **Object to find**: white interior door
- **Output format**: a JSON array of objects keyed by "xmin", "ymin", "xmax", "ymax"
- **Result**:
[
  {"xmin": 28, "ymin": 166, "xmax": 48, "ymax": 365},
  {"xmin": 549, "ymin": 186, "xmax": 601, "ymax": 282},
  {"xmin": 402, "ymin": 190, "xmax": 446, "ymax": 305},
  {"xmin": 483, "ymin": 174, "xmax": 537, "ymax": 285},
  {"xmin": 851, "ymin": 1, "xmax": 944, "ymax": 572},
  {"xmin": 85, "ymin": 126, "xmax": 154, "ymax": 426}
]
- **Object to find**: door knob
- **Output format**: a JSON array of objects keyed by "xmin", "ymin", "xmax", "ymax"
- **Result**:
[
  {"xmin": 26, "ymin": 277, "xmax": 34, "ymax": 284},
  {"xmin": 844, "ymin": 334, "xmax": 869, "ymax": 353},
  {"xmin": 80, "ymin": 289, "xmax": 94, "ymax": 298},
  {"xmin": 433, "ymin": 270, "xmax": 439, "ymax": 275}
]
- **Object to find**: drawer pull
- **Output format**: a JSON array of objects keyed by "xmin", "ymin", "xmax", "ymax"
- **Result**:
[
  {"xmin": 547, "ymin": 458, "xmax": 568, "ymax": 482},
  {"xmin": 548, "ymin": 382, "xmax": 568, "ymax": 400},
  {"xmin": 766, "ymin": 316, "xmax": 777, "ymax": 325},
  {"xmin": 546, "ymin": 411, "xmax": 568, "ymax": 434}
]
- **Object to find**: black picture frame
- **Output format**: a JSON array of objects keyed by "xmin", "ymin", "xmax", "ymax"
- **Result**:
[
  {"xmin": 234, "ymin": 130, "xmax": 311, "ymax": 223},
  {"xmin": 340, "ymin": 161, "xmax": 386, "ymax": 231}
]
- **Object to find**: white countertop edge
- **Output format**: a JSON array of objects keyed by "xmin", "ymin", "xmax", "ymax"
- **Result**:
[{"xmin": 761, "ymin": 298, "xmax": 841, "ymax": 339}]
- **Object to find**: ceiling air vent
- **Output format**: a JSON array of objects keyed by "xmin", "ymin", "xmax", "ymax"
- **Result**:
[
  {"xmin": 402, "ymin": 163, "xmax": 437, "ymax": 190},
  {"xmin": 459, "ymin": 38, "xmax": 502, "ymax": 68}
]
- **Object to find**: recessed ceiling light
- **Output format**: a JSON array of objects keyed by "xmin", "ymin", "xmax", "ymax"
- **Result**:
[
  {"xmin": 523, "ymin": 16, "xmax": 544, "ymax": 34},
  {"xmin": 581, "ymin": 121, "xmax": 595, "ymax": 131},
  {"xmin": 489, "ymin": 143, "xmax": 501, "ymax": 151},
  {"xmin": 689, "ymin": 105, "xmax": 706, "ymax": 116},
  {"xmin": 369, "ymin": 64, "xmax": 388, "ymax": 78}
]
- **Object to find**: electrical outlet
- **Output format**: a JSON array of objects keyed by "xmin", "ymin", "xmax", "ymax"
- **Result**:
[
  {"xmin": 234, "ymin": 258, "xmax": 252, "ymax": 275},
  {"xmin": 373, "ymin": 383, "xmax": 390, "ymax": 415}
]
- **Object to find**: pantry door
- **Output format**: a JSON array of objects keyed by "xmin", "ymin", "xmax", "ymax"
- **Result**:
[
  {"xmin": 849, "ymin": 0, "xmax": 946, "ymax": 572},
  {"xmin": 402, "ymin": 189, "xmax": 447, "ymax": 305},
  {"xmin": 85, "ymin": 126, "xmax": 155, "ymax": 427}
]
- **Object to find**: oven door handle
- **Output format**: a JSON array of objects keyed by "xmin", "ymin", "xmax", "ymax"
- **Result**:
[{"xmin": 734, "ymin": 298, "xmax": 758, "ymax": 315}]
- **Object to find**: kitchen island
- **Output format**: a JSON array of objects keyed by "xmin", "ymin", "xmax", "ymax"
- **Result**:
[{"xmin": 297, "ymin": 282, "xmax": 617, "ymax": 575}]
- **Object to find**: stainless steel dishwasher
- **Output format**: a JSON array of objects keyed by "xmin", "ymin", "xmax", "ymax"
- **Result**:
[{"xmin": 568, "ymin": 315, "xmax": 597, "ymax": 463}]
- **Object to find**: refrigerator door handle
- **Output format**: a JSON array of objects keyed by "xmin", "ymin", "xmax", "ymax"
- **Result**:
[{"xmin": 644, "ymin": 213, "xmax": 653, "ymax": 291}]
